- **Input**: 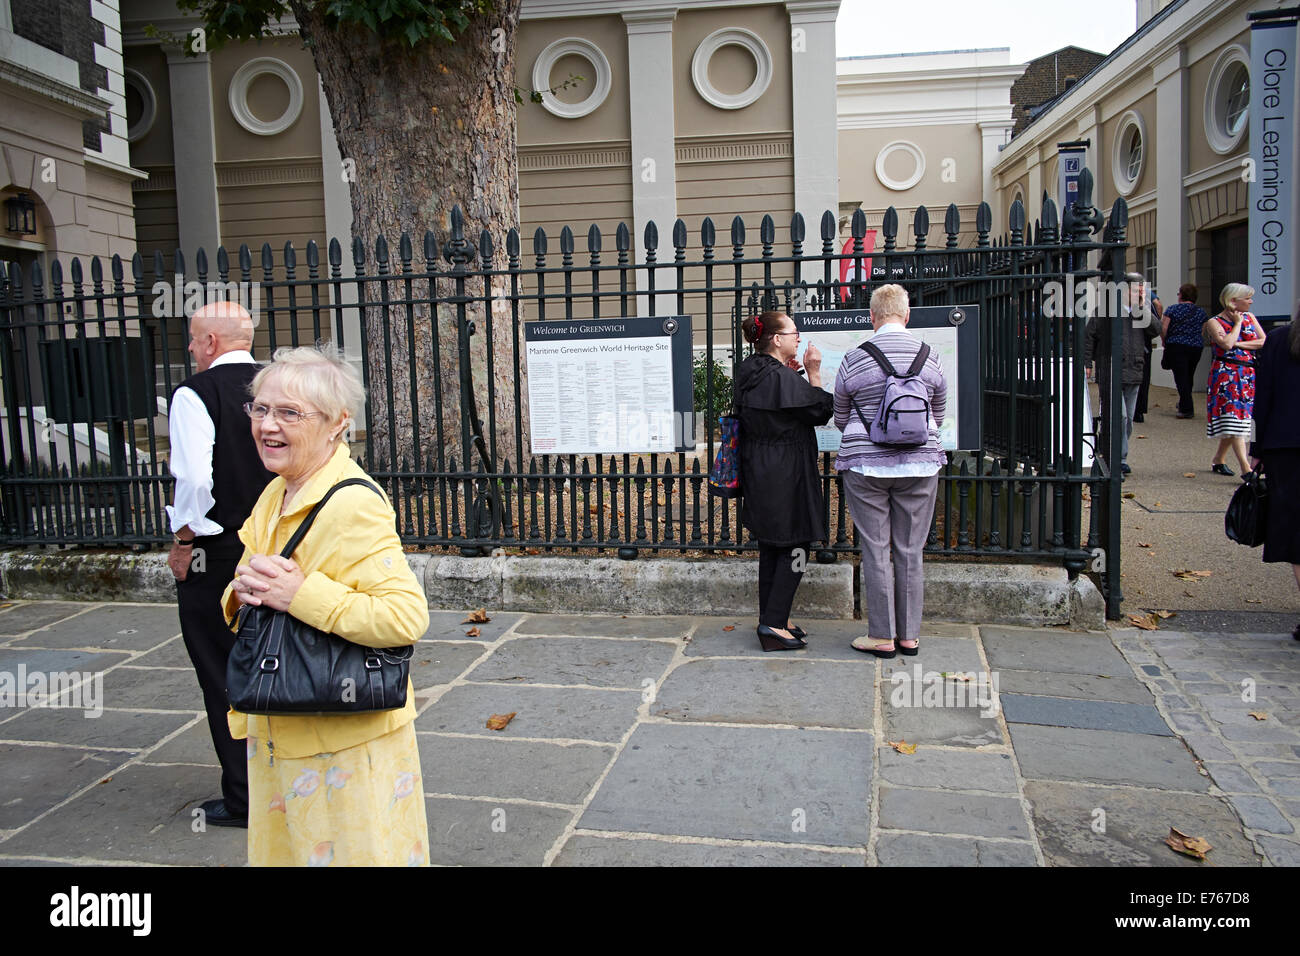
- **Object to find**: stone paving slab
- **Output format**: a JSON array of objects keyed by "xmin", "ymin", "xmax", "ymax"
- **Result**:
[
  {"xmin": 1023, "ymin": 780, "xmax": 1263, "ymax": 866},
  {"xmin": 0, "ymin": 602, "xmax": 90, "ymax": 635},
  {"xmin": 878, "ymin": 637, "xmax": 986, "ymax": 676},
  {"xmin": 995, "ymin": 669, "xmax": 1154, "ymax": 704},
  {"xmin": 127, "ymin": 637, "xmax": 194, "ymax": 668},
  {"xmin": 1224, "ymin": 794, "xmax": 1294, "ymax": 834},
  {"xmin": 0, "ymin": 707, "xmax": 194, "ymax": 750},
  {"xmin": 1000, "ymin": 695, "xmax": 1173, "ymax": 736},
  {"xmin": 410, "ymin": 641, "xmax": 489, "ymax": 689},
  {"xmin": 580, "ymin": 723, "xmax": 872, "ymax": 846},
  {"xmin": 874, "ymin": 832, "xmax": 1037, "ymax": 866},
  {"xmin": 138, "ymin": 721, "xmax": 220, "ymax": 767},
  {"xmin": 92, "ymin": 666, "xmax": 203, "ymax": 713},
  {"xmin": 512, "ymin": 614, "xmax": 693, "ymax": 640},
  {"xmin": 424, "ymin": 796, "xmax": 574, "ymax": 866},
  {"xmin": 9, "ymin": 606, "xmax": 180, "ymax": 652},
  {"xmin": 0, "ymin": 763, "xmax": 246, "ymax": 866},
  {"xmin": 553, "ymin": 835, "xmax": 865, "ymax": 866},
  {"xmin": 415, "ymin": 733, "xmax": 613, "ymax": 805},
  {"xmin": 0, "ymin": 744, "xmax": 130, "ymax": 830},
  {"xmin": 1256, "ymin": 836, "xmax": 1300, "ymax": 866},
  {"xmin": 981, "ymin": 628, "xmax": 1134, "ymax": 677},
  {"xmin": 877, "ymin": 785, "xmax": 1031, "ymax": 839},
  {"xmin": 416, "ymin": 683, "xmax": 641, "ymax": 743},
  {"xmin": 876, "ymin": 746, "xmax": 1019, "ymax": 793},
  {"xmin": 882, "ymin": 699, "xmax": 1003, "ymax": 749},
  {"xmin": 651, "ymin": 659, "xmax": 872, "ymax": 729},
  {"xmin": 1011, "ymin": 724, "xmax": 1209, "ymax": 790},
  {"xmin": 466, "ymin": 636, "xmax": 676, "ymax": 689},
  {"xmin": 421, "ymin": 610, "xmax": 523, "ymax": 643}
]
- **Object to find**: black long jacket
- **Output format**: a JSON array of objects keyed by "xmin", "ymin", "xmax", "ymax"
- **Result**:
[{"xmin": 735, "ymin": 353, "xmax": 835, "ymax": 547}]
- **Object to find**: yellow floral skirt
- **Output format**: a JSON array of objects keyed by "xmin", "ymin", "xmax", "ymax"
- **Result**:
[{"xmin": 245, "ymin": 720, "xmax": 429, "ymax": 866}]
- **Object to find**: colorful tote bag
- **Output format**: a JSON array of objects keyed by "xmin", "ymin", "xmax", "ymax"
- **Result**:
[{"xmin": 708, "ymin": 414, "xmax": 741, "ymax": 498}]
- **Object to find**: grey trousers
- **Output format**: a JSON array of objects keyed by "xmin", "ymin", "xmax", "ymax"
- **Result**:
[{"xmin": 842, "ymin": 470, "xmax": 939, "ymax": 641}]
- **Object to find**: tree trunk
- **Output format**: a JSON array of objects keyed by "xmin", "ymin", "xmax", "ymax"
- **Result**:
[{"xmin": 291, "ymin": 0, "xmax": 525, "ymax": 496}]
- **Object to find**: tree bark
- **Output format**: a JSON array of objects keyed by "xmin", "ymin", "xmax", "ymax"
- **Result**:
[{"xmin": 291, "ymin": 0, "xmax": 525, "ymax": 492}]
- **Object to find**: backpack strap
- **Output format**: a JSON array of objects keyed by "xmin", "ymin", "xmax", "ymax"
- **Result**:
[{"xmin": 860, "ymin": 339, "xmax": 931, "ymax": 378}]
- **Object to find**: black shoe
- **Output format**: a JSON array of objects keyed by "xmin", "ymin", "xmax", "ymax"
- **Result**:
[
  {"xmin": 757, "ymin": 625, "xmax": 805, "ymax": 652},
  {"xmin": 1241, "ymin": 471, "xmax": 1256, "ymax": 482},
  {"xmin": 1133, "ymin": 414, "xmax": 1144, "ymax": 423},
  {"xmin": 1293, "ymin": 623, "xmax": 1300, "ymax": 642},
  {"xmin": 897, "ymin": 640, "xmax": 919, "ymax": 657},
  {"xmin": 200, "ymin": 799, "xmax": 248, "ymax": 828},
  {"xmin": 1211, "ymin": 463, "xmax": 1234, "ymax": 476},
  {"xmin": 1176, "ymin": 410, "xmax": 1193, "ymax": 419},
  {"xmin": 1121, "ymin": 463, "xmax": 1131, "ymax": 475},
  {"xmin": 787, "ymin": 625, "xmax": 807, "ymax": 641}
]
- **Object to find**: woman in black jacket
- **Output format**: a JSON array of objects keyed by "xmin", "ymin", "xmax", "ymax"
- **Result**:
[
  {"xmin": 1249, "ymin": 307, "xmax": 1300, "ymax": 640},
  {"xmin": 734, "ymin": 310, "xmax": 834, "ymax": 651}
]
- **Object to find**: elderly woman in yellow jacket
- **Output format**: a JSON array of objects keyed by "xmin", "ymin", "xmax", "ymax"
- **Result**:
[{"xmin": 223, "ymin": 345, "xmax": 430, "ymax": 867}]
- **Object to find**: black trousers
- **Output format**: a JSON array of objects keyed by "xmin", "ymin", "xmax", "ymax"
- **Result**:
[
  {"xmin": 1164, "ymin": 343, "xmax": 1203, "ymax": 415},
  {"xmin": 176, "ymin": 550, "xmax": 247, "ymax": 816},
  {"xmin": 757, "ymin": 543, "xmax": 808, "ymax": 629},
  {"xmin": 1135, "ymin": 344, "xmax": 1153, "ymax": 418}
]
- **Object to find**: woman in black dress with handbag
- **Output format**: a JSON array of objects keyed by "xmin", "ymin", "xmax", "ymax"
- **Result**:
[
  {"xmin": 1248, "ymin": 307, "xmax": 1300, "ymax": 640},
  {"xmin": 734, "ymin": 310, "xmax": 834, "ymax": 651}
]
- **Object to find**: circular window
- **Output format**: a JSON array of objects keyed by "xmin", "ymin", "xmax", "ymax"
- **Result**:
[
  {"xmin": 1205, "ymin": 45, "xmax": 1250, "ymax": 154},
  {"xmin": 874, "ymin": 141, "xmax": 926, "ymax": 191},
  {"xmin": 228, "ymin": 57, "xmax": 304, "ymax": 136},
  {"xmin": 691, "ymin": 28, "xmax": 772, "ymax": 110},
  {"xmin": 124, "ymin": 68, "xmax": 157, "ymax": 143},
  {"xmin": 1111, "ymin": 110, "xmax": 1146, "ymax": 196},
  {"xmin": 532, "ymin": 38, "xmax": 612, "ymax": 119}
]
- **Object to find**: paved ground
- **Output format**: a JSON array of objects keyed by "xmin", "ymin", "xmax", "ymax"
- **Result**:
[{"xmin": 0, "ymin": 601, "xmax": 1295, "ymax": 866}]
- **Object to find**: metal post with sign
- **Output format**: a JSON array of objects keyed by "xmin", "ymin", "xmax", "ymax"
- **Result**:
[
  {"xmin": 1248, "ymin": 7, "xmax": 1300, "ymax": 326},
  {"xmin": 1057, "ymin": 140, "xmax": 1088, "ymax": 216}
]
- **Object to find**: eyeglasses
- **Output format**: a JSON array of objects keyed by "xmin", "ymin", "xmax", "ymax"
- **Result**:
[
  {"xmin": 243, "ymin": 402, "xmax": 318, "ymax": 425},
  {"xmin": 772, "ymin": 329, "xmax": 800, "ymax": 339}
]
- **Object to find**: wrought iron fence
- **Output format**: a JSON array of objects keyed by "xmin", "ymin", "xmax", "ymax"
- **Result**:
[{"xmin": 0, "ymin": 182, "xmax": 1132, "ymax": 617}]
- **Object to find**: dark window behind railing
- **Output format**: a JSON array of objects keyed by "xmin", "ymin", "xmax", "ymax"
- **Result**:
[{"xmin": 0, "ymin": 192, "xmax": 1132, "ymax": 618}]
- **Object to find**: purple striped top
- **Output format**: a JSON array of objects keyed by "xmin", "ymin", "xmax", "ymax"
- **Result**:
[{"xmin": 832, "ymin": 324, "xmax": 948, "ymax": 471}]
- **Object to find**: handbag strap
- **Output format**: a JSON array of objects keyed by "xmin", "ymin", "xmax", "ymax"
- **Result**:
[{"xmin": 280, "ymin": 478, "xmax": 383, "ymax": 560}]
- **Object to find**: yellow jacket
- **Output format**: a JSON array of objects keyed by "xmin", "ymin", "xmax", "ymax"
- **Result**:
[{"xmin": 222, "ymin": 443, "xmax": 429, "ymax": 758}]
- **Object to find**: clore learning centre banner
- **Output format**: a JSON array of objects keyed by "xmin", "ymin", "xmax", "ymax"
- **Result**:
[{"xmin": 1248, "ymin": 8, "xmax": 1300, "ymax": 325}]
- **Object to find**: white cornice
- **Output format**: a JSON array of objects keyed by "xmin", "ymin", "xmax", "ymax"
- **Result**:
[
  {"xmin": 525, "ymin": 0, "xmax": 772, "ymax": 17},
  {"xmin": 837, "ymin": 64, "xmax": 1026, "ymax": 89},
  {"xmin": 840, "ymin": 106, "xmax": 1015, "ymax": 130},
  {"xmin": 0, "ymin": 59, "xmax": 110, "ymax": 119},
  {"xmin": 1183, "ymin": 153, "xmax": 1248, "ymax": 191},
  {"xmin": 995, "ymin": 0, "xmax": 1243, "ymax": 173},
  {"xmin": 84, "ymin": 151, "xmax": 149, "ymax": 181},
  {"xmin": 121, "ymin": 14, "xmax": 299, "ymax": 46}
]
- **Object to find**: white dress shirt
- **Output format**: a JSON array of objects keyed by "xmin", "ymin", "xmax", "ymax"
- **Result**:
[{"xmin": 166, "ymin": 350, "xmax": 256, "ymax": 535}]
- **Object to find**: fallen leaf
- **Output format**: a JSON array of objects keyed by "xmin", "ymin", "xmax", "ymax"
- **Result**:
[
  {"xmin": 465, "ymin": 626, "xmax": 481, "ymax": 637},
  {"xmin": 486, "ymin": 711, "xmax": 517, "ymax": 731},
  {"xmin": 1183, "ymin": 472, "xmax": 1196, "ymax": 478},
  {"xmin": 1155, "ymin": 610, "xmax": 1175, "ymax": 619},
  {"xmin": 889, "ymin": 739, "xmax": 917, "ymax": 755},
  {"xmin": 1183, "ymin": 590, "xmax": 1195, "ymax": 597},
  {"xmin": 722, "ymin": 625, "xmax": 735, "ymax": 631},
  {"xmin": 1245, "ymin": 598, "xmax": 1262, "ymax": 604},
  {"xmin": 1138, "ymin": 542, "xmax": 1152, "ymax": 548},
  {"xmin": 1136, "ymin": 434, "xmax": 1147, "ymax": 439},
  {"xmin": 463, "ymin": 608, "xmax": 491, "ymax": 624},
  {"xmin": 525, "ymin": 548, "xmax": 541, "ymax": 555},
  {"xmin": 1153, "ymin": 501, "xmax": 1162, "ymax": 508},
  {"xmin": 1123, "ymin": 492, "xmax": 1136, "ymax": 499},
  {"xmin": 1165, "ymin": 826, "xmax": 1212, "ymax": 860},
  {"xmin": 940, "ymin": 671, "xmax": 973, "ymax": 682},
  {"xmin": 1128, "ymin": 612, "xmax": 1160, "ymax": 631},
  {"xmin": 1248, "ymin": 711, "xmax": 1268, "ymax": 721},
  {"xmin": 1172, "ymin": 569, "xmax": 1212, "ymax": 580}
]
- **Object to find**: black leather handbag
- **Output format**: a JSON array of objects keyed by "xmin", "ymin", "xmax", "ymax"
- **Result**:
[
  {"xmin": 226, "ymin": 478, "xmax": 413, "ymax": 715},
  {"xmin": 1224, "ymin": 469, "xmax": 1268, "ymax": 548}
]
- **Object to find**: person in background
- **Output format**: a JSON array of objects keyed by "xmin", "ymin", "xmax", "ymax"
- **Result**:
[
  {"xmin": 734, "ymin": 310, "xmax": 833, "ymax": 651},
  {"xmin": 834, "ymin": 284, "xmax": 947, "ymax": 658},
  {"xmin": 1133, "ymin": 285, "xmax": 1162, "ymax": 423},
  {"xmin": 1160, "ymin": 283, "xmax": 1210, "ymax": 419},
  {"xmin": 1084, "ymin": 274, "xmax": 1158, "ymax": 477},
  {"xmin": 1248, "ymin": 304, "xmax": 1300, "ymax": 641},
  {"xmin": 224, "ymin": 345, "xmax": 430, "ymax": 865},
  {"xmin": 167, "ymin": 300, "xmax": 274, "ymax": 829},
  {"xmin": 1205, "ymin": 283, "xmax": 1265, "ymax": 478}
]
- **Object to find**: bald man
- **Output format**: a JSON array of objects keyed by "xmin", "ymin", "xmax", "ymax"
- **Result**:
[{"xmin": 166, "ymin": 301, "xmax": 273, "ymax": 828}]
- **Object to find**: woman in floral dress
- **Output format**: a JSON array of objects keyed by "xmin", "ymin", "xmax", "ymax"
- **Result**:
[{"xmin": 1205, "ymin": 283, "xmax": 1266, "ymax": 478}]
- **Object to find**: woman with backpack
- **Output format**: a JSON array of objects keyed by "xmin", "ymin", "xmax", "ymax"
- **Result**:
[
  {"xmin": 734, "ymin": 310, "xmax": 834, "ymax": 651},
  {"xmin": 834, "ymin": 284, "xmax": 948, "ymax": 657}
]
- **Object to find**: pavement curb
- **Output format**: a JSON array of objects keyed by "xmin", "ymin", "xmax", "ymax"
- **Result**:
[{"xmin": 0, "ymin": 548, "xmax": 1104, "ymax": 629}]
